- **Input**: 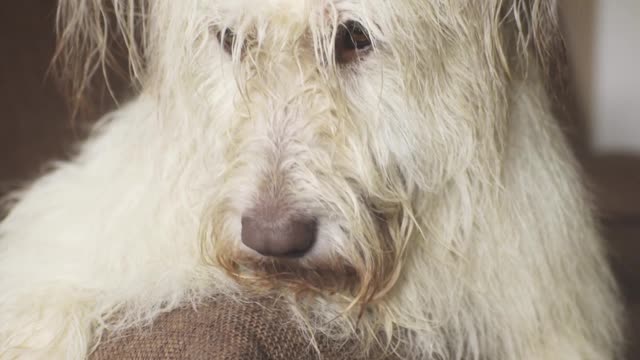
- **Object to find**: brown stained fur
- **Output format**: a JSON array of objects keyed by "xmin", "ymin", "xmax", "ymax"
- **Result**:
[{"xmin": 214, "ymin": 202, "xmax": 409, "ymax": 316}]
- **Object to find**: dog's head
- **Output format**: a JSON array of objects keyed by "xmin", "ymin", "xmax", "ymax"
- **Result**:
[{"xmin": 56, "ymin": 0, "xmax": 559, "ymax": 305}]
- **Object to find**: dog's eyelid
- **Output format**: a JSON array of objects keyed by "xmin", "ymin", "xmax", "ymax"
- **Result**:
[
  {"xmin": 220, "ymin": 28, "xmax": 235, "ymax": 54},
  {"xmin": 213, "ymin": 26, "xmax": 243, "ymax": 56},
  {"xmin": 335, "ymin": 20, "xmax": 374, "ymax": 65}
]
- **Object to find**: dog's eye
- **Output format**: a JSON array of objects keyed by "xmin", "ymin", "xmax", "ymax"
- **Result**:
[
  {"xmin": 218, "ymin": 28, "xmax": 236, "ymax": 55},
  {"xmin": 335, "ymin": 21, "xmax": 372, "ymax": 64}
]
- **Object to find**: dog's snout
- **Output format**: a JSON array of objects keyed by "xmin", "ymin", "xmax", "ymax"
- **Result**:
[{"xmin": 241, "ymin": 216, "xmax": 317, "ymax": 258}]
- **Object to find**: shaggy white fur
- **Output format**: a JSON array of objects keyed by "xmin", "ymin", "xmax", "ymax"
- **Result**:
[{"xmin": 0, "ymin": 0, "xmax": 624, "ymax": 359}]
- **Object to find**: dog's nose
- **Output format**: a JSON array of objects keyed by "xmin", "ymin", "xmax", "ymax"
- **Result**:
[{"xmin": 241, "ymin": 216, "xmax": 317, "ymax": 258}]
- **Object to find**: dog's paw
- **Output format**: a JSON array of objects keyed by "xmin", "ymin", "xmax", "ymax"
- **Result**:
[
  {"xmin": 0, "ymin": 295, "xmax": 93, "ymax": 360},
  {"xmin": 0, "ymin": 317, "xmax": 90, "ymax": 360}
]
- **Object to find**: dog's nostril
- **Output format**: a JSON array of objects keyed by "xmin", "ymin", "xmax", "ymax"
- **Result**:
[{"xmin": 241, "ymin": 216, "xmax": 317, "ymax": 258}]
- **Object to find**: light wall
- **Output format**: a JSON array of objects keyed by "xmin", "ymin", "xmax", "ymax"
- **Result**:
[
  {"xmin": 564, "ymin": 0, "xmax": 640, "ymax": 154},
  {"xmin": 591, "ymin": 0, "xmax": 640, "ymax": 154}
]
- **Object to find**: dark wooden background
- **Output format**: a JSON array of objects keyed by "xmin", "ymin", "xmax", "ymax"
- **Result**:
[{"xmin": 0, "ymin": 1, "xmax": 638, "ymax": 358}]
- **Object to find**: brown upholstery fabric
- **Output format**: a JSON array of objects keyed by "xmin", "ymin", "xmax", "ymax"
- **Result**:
[{"xmin": 91, "ymin": 297, "xmax": 398, "ymax": 360}]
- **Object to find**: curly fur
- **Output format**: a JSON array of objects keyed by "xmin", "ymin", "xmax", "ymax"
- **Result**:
[{"xmin": 0, "ymin": 0, "xmax": 624, "ymax": 359}]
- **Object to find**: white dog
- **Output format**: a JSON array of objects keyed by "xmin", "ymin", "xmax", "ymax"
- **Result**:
[{"xmin": 0, "ymin": 0, "xmax": 624, "ymax": 359}]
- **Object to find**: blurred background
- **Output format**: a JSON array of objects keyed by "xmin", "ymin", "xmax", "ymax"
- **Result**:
[
  {"xmin": 561, "ymin": 1, "xmax": 640, "ymax": 356},
  {"xmin": 0, "ymin": 1, "xmax": 638, "ymax": 357}
]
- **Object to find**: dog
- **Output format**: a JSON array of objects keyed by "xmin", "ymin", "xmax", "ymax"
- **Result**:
[{"xmin": 0, "ymin": 0, "xmax": 624, "ymax": 359}]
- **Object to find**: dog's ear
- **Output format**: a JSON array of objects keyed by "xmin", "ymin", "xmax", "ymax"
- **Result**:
[
  {"xmin": 53, "ymin": 0, "xmax": 148, "ymax": 120},
  {"xmin": 494, "ymin": 0, "xmax": 563, "ymax": 74},
  {"xmin": 485, "ymin": 0, "xmax": 565, "ymax": 102},
  {"xmin": 510, "ymin": 0, "xmax": 561, "ymax": 66}
]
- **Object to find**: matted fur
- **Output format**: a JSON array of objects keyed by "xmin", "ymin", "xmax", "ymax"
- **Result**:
[{"xmin": 0, "ymin": 0, "xmax": 623, "ymax": 359}]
